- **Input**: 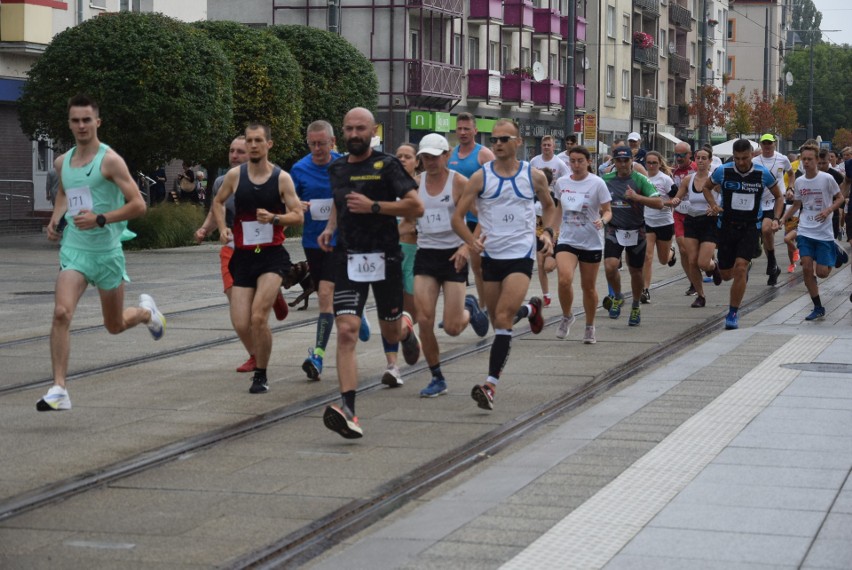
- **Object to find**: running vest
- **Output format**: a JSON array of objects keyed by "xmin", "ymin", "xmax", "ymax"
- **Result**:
[
  {"xmin": 712, "ymin": 163, "xmax": 775, "ymax": 227},
  {"xmin": 416, "ymin": 170, "xmax": 463, "ymax": 250},
  {"xmin": 450, "ymin": 143, "xmax": 483, "ymax": 223},
  {"xmin": 477, "ymin": 160, "xmax": 536, "ymax": 260},
  {"xmin": 232, "ymin": 163, "xmax": 286, "ymax": 250},
  {"xmin": 61, "ymin": 143, "xmax": 127, "ymax": 253},
  {"xmin": 686, "ymin": 174, "xmax": 716, "ymax": 217}
]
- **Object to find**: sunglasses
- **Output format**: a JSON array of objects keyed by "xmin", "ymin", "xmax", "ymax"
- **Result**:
[
  {"xmin": 760, "ymin": 140, "xmax": 774, "ymax": 145},
  {"xmin": 489, "ymin": 135, "xmax": 518, "ymax": 144},
  {"xmin": 673, "ymin": 153, "xmax": 687, "ymax": 158}
]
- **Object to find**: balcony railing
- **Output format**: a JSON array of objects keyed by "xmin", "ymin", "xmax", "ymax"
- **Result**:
[
  {"xmin": 406, "ymin": 0, "xmax": 463, "ymax": 17},
  {"xmin": 407, "ymin": 60, "xmax": 463, "ymax": 100},
  {"xmin": 632, "ymin": 96, "xmax": 658, "ymax": 120},
  {"xmin": 634, "ymin": 0, "xmax": 660, "ymax": 17},
  {"xmin": 468, "ymin": 0, "xmax": 503, "ymax": 22},
  {"xmin": 467, "ymin": 69, "xmax": 502, "ymax": 99},
  {"xmin": 669, "ymin": 3, "xmax": 692, "ymax": 31},
  {"xmin": 501, "ymin": 74, "xmax": 533, "ymax": 103},
  {"xmin": 668, "ymin": 53, "xmax": 690, "ymax": 78},
  {"xmin": 531, "ymin": 79, "xmax": 562, "ymax": 106},
  {"xmin": 503, "ymin": 0, "xmax": 534, "ymax": 28},
  {"xmin": 533, "ymin": 8, "xmax": 561, "ymax": 36},
  {"xmin": 633, "ymin": 45, "xmax": 659, "ymax": 69},
  {"xmin": 667, "ymin": 104, "xmax": 690, "ymax": 127}
]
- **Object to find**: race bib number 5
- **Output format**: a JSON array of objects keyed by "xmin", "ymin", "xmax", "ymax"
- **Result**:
[
  {"xmin": 241, "ymin": 221, "xmax": 273, "ymax": 246},
  {"xmin": 347, "ymin": 252, "xmax": 386, "ymax": 282}
]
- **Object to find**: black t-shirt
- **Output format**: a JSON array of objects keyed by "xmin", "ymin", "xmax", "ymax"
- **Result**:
[{"xmin": 328, "ymin": 150, "xmax": 417, "ymax": 252}]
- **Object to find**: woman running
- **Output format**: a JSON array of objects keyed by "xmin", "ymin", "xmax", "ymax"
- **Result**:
[{"xmin": 640, "ymin": 151, "xmax": 677, "ymax": 303}]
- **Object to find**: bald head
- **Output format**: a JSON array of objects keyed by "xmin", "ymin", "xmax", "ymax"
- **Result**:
[
  {"xmin": 343, "ymin": 107, "xmax": 377, "ymax": 159},
  {"xmin": 344, "ymin": 107, "xmax": 375, "ymax": 127}
]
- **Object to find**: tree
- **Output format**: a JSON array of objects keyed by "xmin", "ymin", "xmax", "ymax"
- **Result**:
[
  {"xmin": 725, "ymin": 87, "xmax": 752, "ymax": 137},
  {"xmin": 267, "ymin": 25, "xmax": 378, "ymax": 157},
  {"xmin": 784, "ymin": 43, "xmax": 852, "ymax": 140},
  {"xmin": 18, "ymin": 12, "xmax": 233, "ymax": 173},
  {"xmin": 833, "ymin": 129, "xmax": 852, "ymax": 151},
  {"xmin": 688, "ymin": 85, "xmax": 727, "ymax": 132},
  {"xmin": 194, "ymin": 21, "xmax": 303, "ymax": 170},
  {"xmin": 771, "ymin": 98, "xmax": 799, "ymax": 140},
  {"xmin": 749, "ymin": 90, "xmax": 776, "ymax": 136},
  {"xmin": 791, "ymin": 0, "xmax": 822, "ymax": 46}
]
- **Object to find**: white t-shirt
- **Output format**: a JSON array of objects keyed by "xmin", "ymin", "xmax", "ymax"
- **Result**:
[
  {"xmin": 530, "ymin": 154, "xmax": 570, "ymax": 191},
  {"xmin": 644, "ymin": 172, "xmax": 676, "ymax": 227},
  {"xmin": 794, "ymin": 170, "xmax": 841, "ymax": 241},
  {"xmin": 752, "ymin": 151, "xmax": 791, "ymax": 206},
  {"xmin": 555, "ymin": 173, "xmax": 611, "ymax": 251}
]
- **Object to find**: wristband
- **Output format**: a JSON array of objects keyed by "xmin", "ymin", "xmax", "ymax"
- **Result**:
[{"xmin": 273, "ymin": 215, "xmax": 280, "ymax": 226}]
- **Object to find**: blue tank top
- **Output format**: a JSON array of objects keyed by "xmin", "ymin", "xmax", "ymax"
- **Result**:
[{"xmin": 449, "ymin": 143, "xmax": 483, "ymax": 223}]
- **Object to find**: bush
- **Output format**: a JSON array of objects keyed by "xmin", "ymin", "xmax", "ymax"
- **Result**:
[{"xmin": 125, "ymin": 203, "xmax": 207, "ymax": 250}]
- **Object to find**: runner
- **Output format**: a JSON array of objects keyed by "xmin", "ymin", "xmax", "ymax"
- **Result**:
[
  {"xmin": 640, "ymin": 151, "xmax": 677, "ymax": 304},
  {"xmin": 752, "ymin": 134, "xmax": 793, "ymax": 286},
  {"xmin": 671, "ymin": 142, "xmax": 698, "ymax": 296}
]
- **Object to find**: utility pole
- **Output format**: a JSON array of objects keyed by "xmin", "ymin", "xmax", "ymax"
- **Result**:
[
  {"xmin": 564, "ymin": 0, "xmax": 576, "ymax": 143},
  {"xmin": 698, "ymin": 0, "xmax": 708, "ymax": 149}
]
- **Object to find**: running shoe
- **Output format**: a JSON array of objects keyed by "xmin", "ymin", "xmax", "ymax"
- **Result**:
[
  {"xmin": 302, "ymin": 349, "xmax": 322, "ymax": 381},
  {"xmin": 835, "ymin": 245, "xmax": 849, "ymax": 268},
  {"xmin": 528, "ymin": 296, "xmax": 544, "ymax": 334},
  {"xmin": 685, "ymin": 285, "xmax": 697, "ymax": 296},
  {"xmin": 805, "ymin": 306, "xmax": 826, "ymax": 321},
  {"xmin": 543, "ymin": 294, "xmax": 552, "ymax": 307},
  {"xmin": 792, "ymin": 249, "xmax": 800, "ymax": 263},
  {"xmin": 272, "ymin": 288, "xmax": 288, "ymax": 321},
  {"xmin": 381, "ymin": 364, "xmax": 404, "ymax": 387},
  {"xmin": 249, "ymin": 373, "xmax": 268, "ymax": 394},
  {"xmin": 725, "ymin": 311, "xmax": 739, "ymax": 330},
  {"xmin": 400, "ymin": 311, "xmax": 420, "ymax": 365},
  {"xmin": 139, "ymin": 294, "xmax": 165, "ymax": 340},
  {"xmin": 323, "ymin": 404, "xmax": 363, "ymax": 439},
  {"xmin": 359, "ymin": 313, "xmax": 371, "ymax": 342},
  {"xmin": 36, "ymin": 385, "xmax": 71, "ymax": 412},
  {"xmin": 609, "ymin": 297, "xmax": 624, "ymax": 319},
  {"xmin": 471, "ymin": 384, "xmax": 494, "ymax": 411},
  {"xmin": 640, "ymin": 288, "xmax": 651, "ymax": 304},
  {"xmin": 691, "ymin": 295, "xmax": 706, "ymax": 308},
  {"xmin": 236, "ymin": 355, "xmax": 256, "ymax": 373},
  {"xmin": 787, "ymin": 263, "xmax": 795, "ymax": 274},
  {"xmin": 556, "ymin": 314, "xmax": 576, "ymax": 339},
  {"xmin": 767, "ymin": 265, "xmax": 781, "ymax": 286},
  {"xmin": 465, "ymin": 294, "xmax": 489, "ymax": 337},
  {"xmin": 583, "ymin": 325, "xmax": 596, "ymax": 344},
  {"xmin": 602, "ymin": 295, "xmax": 613, "ymax": 311},
  {"xmin": 711, "ymin": 262, "xmax": 722, "ymax": 286},
  {"xmin": 420, "ymin": 377, "xmax": 448, "ymax": 398},
  {"xmin": 668, "ymin": 246, "xmax": 677, "ymax": 267},
  {"xmin": 628, "ymin": 306, "xmax": 641, "ymax": 326}
]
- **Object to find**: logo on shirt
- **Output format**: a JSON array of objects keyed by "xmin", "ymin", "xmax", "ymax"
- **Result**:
[{"xmin": 374, "ymin": 161, "xmax": 384, "ymax": 170}]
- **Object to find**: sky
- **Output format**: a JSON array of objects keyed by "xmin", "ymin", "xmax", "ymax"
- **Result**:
[{"xmin": 811, "ymin": 0, "xmax": 852, "ymax": 46}]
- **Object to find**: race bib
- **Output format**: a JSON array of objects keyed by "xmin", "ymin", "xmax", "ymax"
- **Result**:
[
  {"xmin": 347, "ymin": 252, "xmax": 385, "ymax": 282},
  {"xmin": 675, "ymin": 200, "xmax": 689, "ymax": 214},
  {"xmin": 419, "ymin": 207, "xmax": 452, "ymax": 234},
  {"xmin": 241, "ymin": 221, "xmax": 273, "ymax": 246},
  {"xmin": 65, "ymin": 186, "xmax": 93, "ymax": 216},
  {"xmin": 491, "ymin": 203, "xmax": 526, "ymax": 236},
  {"xmin": 761, "ymin": 196, "xmax": 775, "ymax": 211},
  {"xmin": 561, "ymin": 192, "xmax": 584, "ymax": 212},
  {"xmin": 309, "ymin": 198, "xmax": 333, "ymax": 221},
  {"xmin": 615, "ymin": 228, "xmax": 639, "ymax": 246},
  {"xmin": 733, "ymin": 193, "xmax": 756, "ymax": 212}
]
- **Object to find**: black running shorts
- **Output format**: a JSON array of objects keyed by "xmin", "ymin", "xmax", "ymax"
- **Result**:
[
  {"xmin": 229, "ymin": 246, "xmax": 291, "ymax": 288},
  {"xmin": 413, "ymin": 247, "xmax": 468, "ymax": 283},
  {"xmin": 333, "ymin": 248, "xmax": 403, "ymax": 321}
]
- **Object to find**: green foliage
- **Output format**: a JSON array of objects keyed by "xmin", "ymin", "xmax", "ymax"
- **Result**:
[
  {"xmin": 193, "ymin": 21, "xmax": 303, "ymax": 169},
  {"xmin": 267, "ymin": 25, "xmax": 378, "ymax": 157},
  {"xmin": 784, "ymin": 43, "xmax": 852, "ymax": 141},
  {"xmin": 791, "ymin": 0, "xmax": 822, "ymax": 46},
  {"xmin": 832, "ymin": 128, "xmax": 852, "ymax": 152},
  {"xmin": 125, "ymin": 203, "xmax": 207, "ymax": 250},
  {"xmin": 725, "ymin": 88, "xmax": 752, "ymax": 137},
  {"xmin": 18, "ymin": 12, "xmax": 233, "ymax": 173}
]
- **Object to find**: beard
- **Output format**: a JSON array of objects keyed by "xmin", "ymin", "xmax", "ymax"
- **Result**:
[
  {"xmin": 249, "ymin": 155, "xmax": 263, "ymax": 164},
  {"xmin": 346, "ymin": 136, "xmax": 371, "ymax": 157}
]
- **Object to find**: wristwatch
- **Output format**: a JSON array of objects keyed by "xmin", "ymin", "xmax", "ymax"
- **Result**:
[
  {"xmin": 371, "ymin": 201, "xmax": 381, "ymax": 214},
  {"xmin": 96, "ymin": 214, "xmax": 107, "ymax": 228}
]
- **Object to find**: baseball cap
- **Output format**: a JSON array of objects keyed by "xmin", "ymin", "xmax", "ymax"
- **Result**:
[
  {"xmin": 612, "ymin": 146, "xmax": 632, "ymax": 160},
  {"xmin": 627, "ymin": 132, "xmax": 641, "ymax": 142},
  {"xmin": 759, "ymin": 133, "xmax": 776, "ymax": 143},
  {"xmin": 417, "ymin": 133, "xmax": 450, "ymax": 156}
]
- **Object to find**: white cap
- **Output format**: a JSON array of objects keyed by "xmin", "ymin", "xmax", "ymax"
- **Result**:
[
  {"xmin": 627, "ymin": 132, "xmax": 641, "ymax": 142},
  {"xmin": 417, "ymin": 133, "xmax": 450, "ymax": 156}
]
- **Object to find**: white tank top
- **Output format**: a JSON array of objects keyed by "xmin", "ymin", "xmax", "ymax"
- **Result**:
[
  {"xmin": 686, "ymin": 172, "xmax": 717, "ymax": 217},
  {"xmin": 477, "ymin": 160, "xmax": 537, "ymax": 260},
  {"xmin": 416, "ymin": 170, "xmax": 463, "ymax": 250}
]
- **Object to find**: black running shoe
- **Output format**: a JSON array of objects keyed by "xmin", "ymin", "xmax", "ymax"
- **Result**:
[
  {"xmin": 249, "ymin": 373, "xmax": 268, "ymax": 394},
  {"xmin": 323, "ymin": 404, "xmax": 363, "ymax": 439},
  {"xmin": 471, "ymin": 384, "xmax": 494, "ymax": 411},
  {"xmin": 767, "ymin": 265, "xmax": 781, "ymax": 286}
]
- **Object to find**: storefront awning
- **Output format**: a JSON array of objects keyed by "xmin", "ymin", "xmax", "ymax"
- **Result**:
[{"xmin": 657, "ymin": 131, "xmax": 683, "ymax": 145}]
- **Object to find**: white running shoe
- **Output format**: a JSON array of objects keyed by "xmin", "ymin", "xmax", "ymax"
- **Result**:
[
  {"xmin": 139, "ymin": 294, "xmax": 165, "ymax": 340},
  {"xmin": 36, "ymin": 385, "xmax": 71, "ymax": 411},
  {"xmin": 381, "ymin": 364, "xmax": 403, "ymax": 387},
  {"xmin": 583, "ymin": 325, "xmax": 597, "ymax": 344},
  {"xmin": 556, "ymin": 314, "xmax": 576, "ymax": 340}
]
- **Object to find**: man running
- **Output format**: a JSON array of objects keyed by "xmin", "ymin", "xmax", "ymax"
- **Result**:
[
  {"xmin": 213, "ymin": 123, "xmax": 303, "ymax": 394},
  {"xmin": 752, "ymin": 134, "xmax": 793, "ymax": 285},
  {"xmin": 671, "ymin": 142, "xmax": 698, "ymax": 295},
  {"xmin": 452, "ymin": 119, "xmax": 557, "ymax": 411},
  {"xmin": 38, "ymin": 94, "xmax": 165, "ymax": 412},
  {"xmin": 319, "ymin": 107, "xmax": 423, "ymax": 439}
]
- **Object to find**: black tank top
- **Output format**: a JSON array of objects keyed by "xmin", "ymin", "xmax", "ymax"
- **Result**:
[{"xmin": 232, "ymin": 163, "xmax": 285, "ymax": 250}]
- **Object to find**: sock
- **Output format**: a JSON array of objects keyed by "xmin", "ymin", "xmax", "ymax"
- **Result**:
[
  {"xmin": 488, "ymin": 329, "xmax": 513, "ymax": 379},
  {"xmin": 342, "ymin": 390, "xmax": 356, "ymax": 415},
  {"xmin": 315, "ymin": 313, "xmax": 334, "ymax": 352},
  {"xmin": 766, "ymin": 250, "xmax": 777, "ymax": 268},
  {"xmin": 615, "ymin": 292, "xmax": 624, "ymax": 300},
  {"xmin": 632, "ymin": 300, "xmax": 640, "ymax": 309},
  {"xmin": 728, "ymin": 306, "xmax": 738, "ymax": 316},
  {"xmin": 381, "ymin": 334, "xmax": 399, "ymax": 355},
  {"xmin": 812, "ymin": 295, "xmax": 822, "ymax": 308},
  {"xmin": 313, "ymin": 348, "xmax": 325, "ymax": 359},
  {"xmin": 429, "ymin": 364, "xmax": 444, "ymax": 380},
  {"xmin": 515, "ymin": 305, "xmax": 531, "ymax": 320},
  {"xmin": 254, "ymin": 367, "xmax": 267, "ymax": 379}
]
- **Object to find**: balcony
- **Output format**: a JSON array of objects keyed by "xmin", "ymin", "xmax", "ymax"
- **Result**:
[
  {"xmin": 406, "ymin": 0, "xmax": 463, "ymax": 17},
  {"xmin": 667, "ymin": 104, "xmax": 690, "ymax": 127},
  {"xmin": 632, "ymin": 95, "xmax": 658, "ymax": 121},
  {"xmin": 407, "ymin": 60, "xmax": 463, "ymax": 108},
  {"xmin": 531, "ymin": 79, "xmax": 562, "ymax": 107},
  {"xmin": 533, "ymin": 8, "xmax": 561, "ymax": 37},
  {"xmin": 560, "ymin": 15, "xmax": 587, "ymax": 42},
  {"xmin": 668, "ymin": 53, "xmax": 690, "ymax": 78},
  {"xmin": 669, "ymin": 3, "xmax": 692, "ymax": 31},
  {"xmin": 501, "ymin": 74, "xmax": 533, "ymax": 104},
  {"xmin": 633, "ymin": 45, "xmax": 659, "ymax": 69},
  {"xmin": 503, "ymin": 0, "xmax": 534, "ymax": 29},
  {"xmin": 575, "ymin": 83, "xmax": 586, "ymax": 108},
  {"xmin": 467, "ymin": 69, "xmax": 502, "ymax": 101},
  {"xmin": 0, "ymin": 1, "xmax": 52, "ymax": 54},
  {"xmin": 634, "ymin": 0, "xmax": 660, "ymax": 17},
  {"xmin": 468, "ymin": 0, "xmax": 503, "ymax": 22}
]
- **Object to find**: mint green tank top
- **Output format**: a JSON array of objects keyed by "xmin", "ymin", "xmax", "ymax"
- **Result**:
[{"xmin": 61, "ymin": 143, "xmax": 128, "ymax": 252}]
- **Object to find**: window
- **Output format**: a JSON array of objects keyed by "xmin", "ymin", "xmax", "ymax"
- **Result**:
[
  {"xmin": 727, "ymin": 19, "xmax": 735, "ymax": 41},
  {"xmin": 489, "ymin": 41, "xmax": 499, "ymax": 70},
  {"xmin": 90, "ymin": 0, "xmax": 107, "ymax": 8},
  {"xmin": 726, "ymin": 55, "xmax": 735, "ymax": 78},
  {"xmin": 120, "ymin": 0, "xmax": 140, "ymax": 11},
  {"xmin": 453, "ymin": 34, "xmax": 462, "ymax": 67},
  {"xmin": 533, "ymin": 50, "xmax": 542, "ymax": 68},
  {"xmin": 622, "ymin": 14, "xmax": 630, "ymax": 43},
  {"xmin": 660, "ymin": 29, "xmax": 667, "ymax": 58},
  {"xmin": 559, "ymin": 55, "xmax": 568, "ymax": 82},
  {"xmin": 606, "ymin": 65, "xmax": 615, "ymax": 97},
  {"xmin": 549, "ymin": 54, "xmax": 558, "ymax": 81},
  {"xmin": 520, "ymin": 47, "xmax": 530, "ymax": 68},
  {"xmin": 468, "ymin": 36, "xmax": 480, "ymax": 69},
  {"xmin": 410, "ymin": 30, "xmax": 420, "ymax": 59},
  {"xmin": 659, "ymin": 80, "xmax": 666, "ymax": 108},
  {"xmin": 606, "ymin": 5, "xmax": 616, "ymax": 38},
  {"xmin": 690, "ymin": 41, "xmax": 697, "ymax": 66},
  {"xmin": 622, "ymin": 70, "xmax": 630, "ymax": 100},
  {"xmin": 502, "ymin": 44, "xmax": 510, "ymax": 72}
]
